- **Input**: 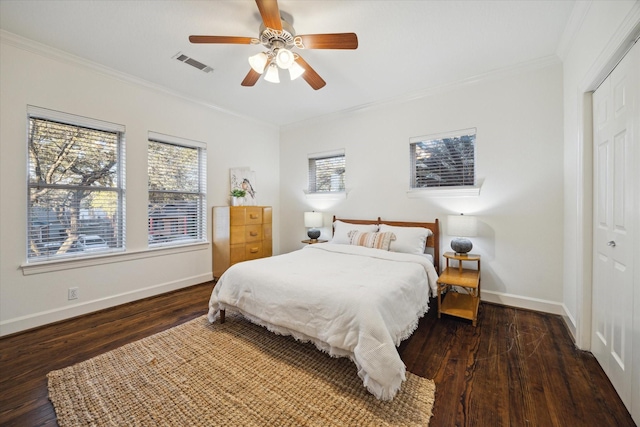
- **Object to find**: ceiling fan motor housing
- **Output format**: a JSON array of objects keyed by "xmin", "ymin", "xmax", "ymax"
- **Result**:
[{"xmin": 259, "ymin": 20, "xmax": 296, "ymax": 51}]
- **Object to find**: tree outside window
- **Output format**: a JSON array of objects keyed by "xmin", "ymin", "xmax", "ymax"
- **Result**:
[
  {"xmin": 308, "ymin": 151, "xmax": 345, "ymax": 193},
  {"xmin": 27, "ymin": 110, "xmax": 124, "ymax": 261},
  {"xmin": 410, "ymin": 130, "xmax": 476, "ymax": 188},
  {"xmin": 147, "ymin": 136, "xmax": 206, "ymax": 246}
]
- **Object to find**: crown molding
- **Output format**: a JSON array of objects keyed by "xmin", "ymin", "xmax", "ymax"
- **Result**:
[
  {"xmin": 580, "ymin": 1, "xmax": 640, "ymax": 92},
  {"xmin": 282, "ymin": 54, "xmax": 561, "ymax": 130},
  {"xmin": 1, "ymin": 29, "xmax": 564, "ymax": 133},
  {"xmin": 555, "ymin": 1, "xmax": 593, "ymax": 61},
  {"xmin": 0, "ymin": 30, "xmax": 277, "ymax": 130}
]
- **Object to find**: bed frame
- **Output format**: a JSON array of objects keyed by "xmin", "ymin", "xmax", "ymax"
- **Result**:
[
  {"xmin": 219, "ymin": 216, "xmax": 439, "ymax": 324},
  {"xmin": 333, "ymin": 216, "xmax": 440, "ymax": 273}
]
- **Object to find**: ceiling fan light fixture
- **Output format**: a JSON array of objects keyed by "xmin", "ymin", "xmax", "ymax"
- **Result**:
[
  {"xmin": 264, "ymin": 63, "xmax": 280, "ymax": 83},
  {"xmin": 248, "ymin": 52, "xmax": 268, "ymax": 74},
  {"xmin": 288, "ymin": 61, "xmax": 305, "ymax": 80},
  {"xmin": 275, "ymin": 48, "xmax": 295, "ymax": 69},
  {"xmin": 188, "ymin": 1, "xmax": 358, "ymax": 90}
]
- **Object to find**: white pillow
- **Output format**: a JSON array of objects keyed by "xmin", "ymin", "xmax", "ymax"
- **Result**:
[
  {"xmin": 330, "ymin": 220, "xmax": 378, "ymax": 244},
  {"xmin": 378, "ymin": 224, "xmax": 433, "ymax": 255}
]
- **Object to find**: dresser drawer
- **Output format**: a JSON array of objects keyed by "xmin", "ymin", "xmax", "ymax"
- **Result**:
[
  {"xmin": 230, "ymin": 225, "xmax": 246, "ymax": 244},
  {"xmin": 245, "ymin": 224, "xmax": 263, "ymax": 242},
  {"xmin": 230, "ymin": 244, "xmax": 245, "ymax": 266},
  {"xmin": 245, "ymin": 207, "xmax": 263, "ymax": 225},
  {"xmin": 262, "ymin": 239, "xmax": 273, "ymax": 258},
  {"xmin": 230, "ymin": 207, "xmax": 247, "ymax": 226},
  {"xmin": 262, "ymin": 223, "xmax": 272, "ymax": 241},
  {"xmin": 245, "ymin": 243, "xmax": 263, "ymax": 260}
]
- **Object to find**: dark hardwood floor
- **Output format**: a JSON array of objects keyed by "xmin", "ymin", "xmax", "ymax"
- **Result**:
[{"xmin": 0, "ymin": 282, "xmax": 635, "ymax": 426}]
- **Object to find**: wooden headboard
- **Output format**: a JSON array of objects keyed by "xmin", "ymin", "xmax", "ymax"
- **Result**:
[{"xmin": 332, "ymin": 216, "xmax": 440, "ymax": 273}]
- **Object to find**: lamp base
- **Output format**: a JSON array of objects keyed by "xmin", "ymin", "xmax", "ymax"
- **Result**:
[
  {"xmin": 451, "ymin": 237, "xmax": 473, "ymax": 254},
  {"xmin": 307, "ymin": 229, "xmax": 321, "ymax": 240}
]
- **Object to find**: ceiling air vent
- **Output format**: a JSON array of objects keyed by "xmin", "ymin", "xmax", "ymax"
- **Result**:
[{"xmin": 173, "ymin": 52, "xmax": 213, "ymax": 73}]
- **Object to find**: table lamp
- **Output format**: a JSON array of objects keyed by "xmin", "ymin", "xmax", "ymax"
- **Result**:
[
  {"xmin": 448, "ymin": 214, "xmax": 477, "ymax": 254},
  {"xmin": 304, "ymin": 211, "xmax": 323, "ymax": 241}
]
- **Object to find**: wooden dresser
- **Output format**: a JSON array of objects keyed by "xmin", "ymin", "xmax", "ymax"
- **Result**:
[{"xmin": 212, "ymin": 206, "xmax": 272, "ymax": 279}]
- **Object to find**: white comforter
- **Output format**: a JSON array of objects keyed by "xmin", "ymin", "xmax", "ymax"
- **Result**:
[{"xmin": 207, "ymin": 243, "xmax": 439, "ymax": 400}]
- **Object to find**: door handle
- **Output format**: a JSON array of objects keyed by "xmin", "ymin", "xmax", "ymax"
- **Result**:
[{"xmin": 607, "ymin": 241, "xmax": 616, "ymax": 247}]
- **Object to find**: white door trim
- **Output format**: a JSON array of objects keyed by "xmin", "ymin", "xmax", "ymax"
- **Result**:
[{"xmin": 574, "ymin": 4, "xmax": 640, "ymax": 350}]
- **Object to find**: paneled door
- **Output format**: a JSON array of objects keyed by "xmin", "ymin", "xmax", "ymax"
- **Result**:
[{"xmin": 591, "ymin": 40, "xmax": 638, "ymax": 418}]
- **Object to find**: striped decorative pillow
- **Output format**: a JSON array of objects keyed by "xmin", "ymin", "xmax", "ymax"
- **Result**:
[{"xmin": 347, "ymin": 231, "xmax": 396, "ymax": 251}]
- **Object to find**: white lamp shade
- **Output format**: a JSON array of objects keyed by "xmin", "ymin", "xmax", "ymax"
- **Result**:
[
  {"xmin": 304, "ymin": 211, "xmax": 324, "ymax": 228},
  {"xmin": 447, "ymin": 214, "xmax": 477, "ymax": 237},
  {"xmin": 248, "ymin": 52, "xmax": 268, "ymax": 74},
  {"xmin": 264, "ymin": 63, "xmax": 280, "ymax": 83},
  {"xmin": 288, "ymin": 61, "xmax": 305, "ymax": 80},
  {"xmin": 275, "ymin": 48, "xmax": 295, "ymax": 69}
]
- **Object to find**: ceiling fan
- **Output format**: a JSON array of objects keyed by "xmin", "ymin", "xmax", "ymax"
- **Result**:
[{"xmin": 189, "ymin": 0, "xmax": 358, "ymax": 90}]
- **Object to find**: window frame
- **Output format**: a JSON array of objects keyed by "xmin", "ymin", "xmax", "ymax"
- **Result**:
[
  {"xmin": 147, "ymin": 132, "xmax": 207, "ymax": 248},
  {"xmin": 26, "ymin": 106, "xmax": 126, "ymax": 263},
  {"xmin": 307, "ymin": 149, "xmax": 346, "ymax": 195},
  {"xmin": 409, "ymin": 128, "xmax": 478, "ymax": 193}
]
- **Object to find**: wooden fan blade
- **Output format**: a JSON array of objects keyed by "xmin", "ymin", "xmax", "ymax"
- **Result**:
[
  {"xmin": 295, "ymin": 33, "xmax": 358, "ymax": 50},
  {"xmin": 241, "ymin": 69, "xmax": 261, "ymax": 87},
  {"xmin": 255, "ymin": 0, "xmax": 282, "ymax": 31},
  {"xmin": 189, "ymin": 35, "xmax": 256, "ymax": 44},
  {"xmin": 295, "ymin": 55, "xmax": 326, "ymax": 90}
]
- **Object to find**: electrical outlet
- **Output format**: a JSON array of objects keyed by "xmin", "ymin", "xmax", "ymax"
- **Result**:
[{"xmin": 68, "ymin": 287, "xmax": 79, "ymax": 300}]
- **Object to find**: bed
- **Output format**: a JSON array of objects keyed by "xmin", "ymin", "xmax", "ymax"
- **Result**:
[{"xmin": 208, "ymin": 216, "xmax": 440, "ymax": 400}]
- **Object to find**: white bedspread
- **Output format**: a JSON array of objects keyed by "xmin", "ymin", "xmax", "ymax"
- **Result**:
[{"xmin": 207, "ymin": 243, "xmax": 439, "ymax": 400}]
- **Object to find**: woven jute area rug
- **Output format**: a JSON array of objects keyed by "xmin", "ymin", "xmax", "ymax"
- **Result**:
[{"xmin": 48, "ymin": 315, "xmax": 435, "ymax": 426}]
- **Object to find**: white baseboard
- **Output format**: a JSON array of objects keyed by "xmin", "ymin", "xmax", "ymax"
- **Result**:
[
  {"xmin": 482, "ymin": 291, "xmax": 578, "ymax": 343},
  {"xmin": 482, "ymin": 290, "xmax": 567, "ymax": 316},
  {"xmin": 0, "ymin": 273, "xmax": 213, "ymax": 337},
  {"xmin": 560, "ymin": 303, "xmax": 578, "ymax": 343}
]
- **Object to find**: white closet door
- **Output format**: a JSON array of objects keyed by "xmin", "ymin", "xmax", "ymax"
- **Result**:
[{"xmin": 592, "ymin": 40, "xmax": 638, "ymax": 418}]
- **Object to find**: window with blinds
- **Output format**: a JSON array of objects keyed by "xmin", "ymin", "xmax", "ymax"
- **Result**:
[
  {"xmin": 410, "ymin": 129, "xmax": 476, "ymax": 188},
  {"xmin": 27, "ymin": 107, "xmax": 125, "ymax": 262},
  {"xmin": 308, "ymin": 150, "xmax": 345, "ymax": 193},
  {"xmin": 148, "ymin": 133, "xmax": 207, "ymax": 247}
]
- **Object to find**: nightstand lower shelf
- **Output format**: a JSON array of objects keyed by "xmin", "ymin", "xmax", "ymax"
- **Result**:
[{"xmin": 439, "ymin": 291, "xmax": 479, "ymax": 323}]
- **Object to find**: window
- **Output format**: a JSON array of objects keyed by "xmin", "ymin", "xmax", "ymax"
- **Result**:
[
  {"xmin": 27, "ymin": 106, "xmax": 125, "ymax": 262},
  {"xmin": 148, "ymin": 133, "xmax": 207, "ymax": 247},
  {"xmin": 410, "ymin": 129, "xmax": 476, "ymax": 188},
  {"xmin": 308, "ymin": 150, "xmax": 345, "ymax": 193}
]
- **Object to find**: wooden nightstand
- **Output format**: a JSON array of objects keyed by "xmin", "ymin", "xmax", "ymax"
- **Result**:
[
  {"xmin": 437, "ymin": 252, "xmax": 481, "ymax": 326},
  {"xmin": 301, "ymin": 239, "xmax": 328, "ymax": 244}
]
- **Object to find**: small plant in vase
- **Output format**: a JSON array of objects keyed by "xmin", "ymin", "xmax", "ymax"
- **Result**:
[{"xmin": 230, "ymin": 189, "xmax": 246, "ymax": 206}]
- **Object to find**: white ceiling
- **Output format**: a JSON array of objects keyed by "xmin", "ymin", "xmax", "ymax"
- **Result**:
[{"xmin": 0, "ymin": 0, "xmax": 576, "ymax": 127}]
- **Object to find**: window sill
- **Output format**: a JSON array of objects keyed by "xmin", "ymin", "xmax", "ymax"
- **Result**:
[
  {"xmin": 407, "ymin": 186, "xmax": 481, "ymax": 198},
  {"xmin": 21, "ymin": 241, "xmax": 209, "ymax": 276},
  {"xmin": 303, "ymin": 190, "xmax": 348, "ymax": 201}
]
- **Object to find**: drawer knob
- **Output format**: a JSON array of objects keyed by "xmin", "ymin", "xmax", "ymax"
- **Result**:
[
  {"xmin": 250, "ymin": 214, "xmax": 259, "ymax": 219},
  {"xmin": 250, "ymin": 231, "xmax": 258, "ymax": 236},
  {"xmin": 250, "ymin": 247, "xmax": 259, "ymax": 253}
]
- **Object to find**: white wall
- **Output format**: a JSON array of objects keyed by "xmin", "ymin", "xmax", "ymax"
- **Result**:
[
  {"xmin": 280, "ymin": 62, "xmax": 565, "ymax": 312},
  {"xmin": 560, "ymin": 0, "xmax": 639, "ymax": 346},
  {"xmin": 0, "ymin": 35, "xmax": 280, "ymax": 336}
]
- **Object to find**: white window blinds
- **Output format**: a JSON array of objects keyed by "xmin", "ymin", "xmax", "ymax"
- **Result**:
[
  {"xmin": 27, "ymin": 107, "xmax": 125, "ymax": 261},
  {"xmin": 308, "ymin": 150, "xmax": 345, "ymax": 193},
  {"xmin": 410, "ymin": 129, "xmax": 476, "ymax": 188},
  {"xmin": 148, "ymin": 133, "xmax": 207, "ymax": 246}
]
